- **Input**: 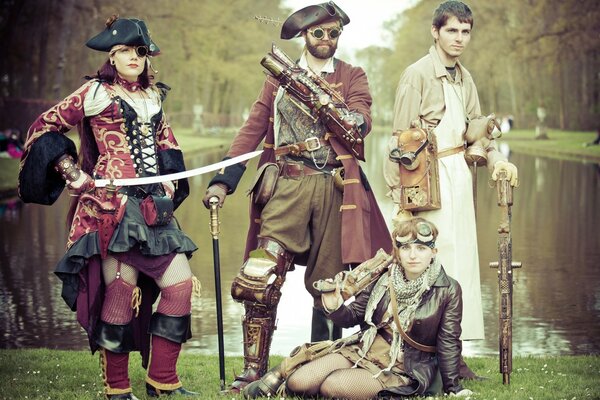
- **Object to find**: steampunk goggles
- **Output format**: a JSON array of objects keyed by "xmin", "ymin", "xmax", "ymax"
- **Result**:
[
  {"xmin": 395, "ymin": 222, "xmax": 436, "ymax": 248},
  {"xmin": 308, "ymin": 26, "xmax": 342, "ymax": 40}
]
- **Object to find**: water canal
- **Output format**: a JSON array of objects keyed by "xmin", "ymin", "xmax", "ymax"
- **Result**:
[{"xmin": 1, "ymin": 135, "xmax": 599, "ymax": 357}]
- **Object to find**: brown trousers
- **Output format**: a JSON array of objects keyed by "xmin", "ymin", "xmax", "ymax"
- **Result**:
[{"xmin": 259, "ymin": 172, "xmax": 344, "ymax": 302}]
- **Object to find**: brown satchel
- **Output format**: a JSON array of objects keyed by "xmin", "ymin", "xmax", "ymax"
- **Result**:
[
  {"xmin": 389, "ymin": 128, "xmax": 441, "ymax": 212},
  {"xmin": 247, "ymin": 162, "xmax": 280, "ymax": 207}
]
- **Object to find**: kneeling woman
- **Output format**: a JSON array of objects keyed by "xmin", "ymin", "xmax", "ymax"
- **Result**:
[
  {"xmin": 246, "ymin": 217, "xmax": 471, "ymax": 399},
  {"xmin": 19, "ymin": 16, "xmax": 199, "ymax": 399}
]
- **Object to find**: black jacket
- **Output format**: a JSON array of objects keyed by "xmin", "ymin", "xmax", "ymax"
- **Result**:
[{"xmin": 328, "ymin": 266, "xmax": 463, "ymax": 397}]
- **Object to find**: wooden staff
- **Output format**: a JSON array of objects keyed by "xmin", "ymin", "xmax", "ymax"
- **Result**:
[{"xmin": 489, "ymin": 171, "xmax": 522, "ymax": 384}]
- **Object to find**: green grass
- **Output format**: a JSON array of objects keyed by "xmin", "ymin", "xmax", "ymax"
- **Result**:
[
  {"xmin": 498, "ymin": 129, "xmax": 600, "ymax": 163},
  {"xmin": 0, "ymin": 350, "xmax": 598, "ymax": 399}
]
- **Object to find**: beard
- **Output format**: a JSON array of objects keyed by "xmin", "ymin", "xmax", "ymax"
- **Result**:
[{"xmin": 306, "ymin": 40, "xmax": 337, "ymax": 59}]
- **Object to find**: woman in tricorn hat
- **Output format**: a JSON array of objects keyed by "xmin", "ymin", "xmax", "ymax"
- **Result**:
[{"xmin": 18, "ymin": 15, "xmax": 200, "ymax": 399}]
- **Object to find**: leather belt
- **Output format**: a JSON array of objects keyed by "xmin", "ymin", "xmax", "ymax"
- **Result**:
[
  {"xmin": 118, "ymin": 184, "xmax": 163, "ymax": 198},
  {"xmin": 438, "ymin": 145, "xmax": 465, "ymax": 158},
  {"xmin": 275, "ymin": 137, "xmax": 329, "ymax": 157},
  {"xmin": 279, "ymin": 161, "xmax": 334, "ymax": 178}
]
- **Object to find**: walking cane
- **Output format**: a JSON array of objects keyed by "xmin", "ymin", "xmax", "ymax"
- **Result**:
[
  {"xmin": 209, "ymin": 197, "xmax": 226, "ymax": 390},
  {"xmin": 489, "ymin": 171, "xmax": 522, "ymax": 384}
]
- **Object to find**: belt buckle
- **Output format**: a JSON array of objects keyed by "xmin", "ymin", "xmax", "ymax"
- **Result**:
[{"xmin": 304, "ymin": 136, "xmax": 321, "ymax": 152}]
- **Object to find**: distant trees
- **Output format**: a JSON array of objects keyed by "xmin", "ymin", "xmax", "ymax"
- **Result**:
[
  {"xmin": 358, "ymin": 0, "xmax": 600, "ymax": 130},
  {"xmin": 0, "ymin": 0, "xmax": 298, "ymax": 129},
  {"xmin": 2, "ymin": 0, "xmax": 598, "ymax": 130}
]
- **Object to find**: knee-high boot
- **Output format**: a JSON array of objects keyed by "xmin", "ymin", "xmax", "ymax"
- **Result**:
[
  {"xmin": 96, "ymin": 278, "xmax": 138, "ymax": 399},
  {"xmin": 145, "ymin": 280, "xmax": 199, "ymax": 397},
  {"xmin": 95, "ymin": 321, "xmax": 136, "ymax": 399},
  {"xmin": 229, "ymin": 237, "xmax": 294, "ymax": 393}
]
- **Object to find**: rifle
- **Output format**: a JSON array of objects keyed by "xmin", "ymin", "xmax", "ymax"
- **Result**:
[
  {"xmin": 260, "ymin": 44, "xmax": 365, "ymax": 160},
  {"xmin": 489, "ymin": 171, "xmax": 522, "ymax": 384}
]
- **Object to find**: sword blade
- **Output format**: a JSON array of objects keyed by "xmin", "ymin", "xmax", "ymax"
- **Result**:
[{"xmin": 94, "ymin": 150, "xmax": 263, "ymax": 188}]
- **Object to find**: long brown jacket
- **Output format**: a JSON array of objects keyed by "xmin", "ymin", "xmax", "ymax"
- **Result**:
[
  {"xmin": 210, "ymin": 58, "xmax": 392, "ymax": 264},
  {"xmin": 328, "ymin": 267, "xmax": 464, "ymax": 396}
]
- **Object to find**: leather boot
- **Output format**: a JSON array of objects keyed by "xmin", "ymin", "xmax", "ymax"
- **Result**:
[
  {"xmin": 95, "ymin": 321, "xmax": 136, "ymax": 399},
  {"xmin": 146, "ymin": 314, "xmax": 198, "ymax": 396},
  {"xmin": 310, "ymin": 307, "xmax": 342, "ymax": 341}
]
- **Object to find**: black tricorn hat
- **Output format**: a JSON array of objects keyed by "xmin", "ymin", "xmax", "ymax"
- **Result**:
[
  {"xmin": 280, "ymin": 1, "xmax": 350, "ymax": 40},
  {"xmin": 86, "ymin": 17, "xmax": 160, "ymax": 56}
]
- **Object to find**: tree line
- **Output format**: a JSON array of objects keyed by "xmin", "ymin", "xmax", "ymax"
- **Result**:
[{"xmin": 1, "ymin": 0, "xmax": 598, "ymax": 131}]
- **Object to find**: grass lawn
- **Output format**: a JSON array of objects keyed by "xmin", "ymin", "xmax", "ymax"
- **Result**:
[
  {"xmin": 498, "ymin": 129, "xmax": 600, "ymax": 163},
  {"xmin": 0, "ymin": 349, "xmax": 598, "ymax": 399}
]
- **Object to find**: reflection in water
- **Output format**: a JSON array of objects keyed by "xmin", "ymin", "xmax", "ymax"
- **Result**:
[{"xmin": 1, "ymin": 137, "xmax": 599, "ymax": 357}]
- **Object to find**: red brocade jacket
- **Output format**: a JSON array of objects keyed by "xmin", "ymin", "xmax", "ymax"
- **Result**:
[
  {"xmin": 18, "ymin": 79, "xmax": 191, "ymax": 366},
  {"xmin": 18, "ymin": 79, "xmax": 189, "ymax": 248}
]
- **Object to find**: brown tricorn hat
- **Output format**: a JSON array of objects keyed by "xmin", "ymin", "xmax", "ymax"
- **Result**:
[{"xmin": 280, "ymin": 1, "xmax": 350, "ymax": 40}]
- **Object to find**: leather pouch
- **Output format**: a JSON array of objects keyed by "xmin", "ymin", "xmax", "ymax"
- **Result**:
[
  {"xmin": 247, "ymin": 162, "xmax": 280, "ymax": 207},
  {"xmin": 332, "ymin": 167, "xmax": 345, "ymax": 192},
  {"xmin": 140, "ymin": 195, "xmax": 174, "ymax": 226}
]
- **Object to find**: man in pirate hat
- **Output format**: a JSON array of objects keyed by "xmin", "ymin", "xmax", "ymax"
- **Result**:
[{"xmin": 202, "ymin": 1, "xmax": 391, "ymax": 392}]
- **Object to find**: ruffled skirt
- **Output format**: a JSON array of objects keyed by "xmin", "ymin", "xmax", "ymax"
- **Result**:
[{"xmin": 55, "ymin": 197, "xmax": 198, "ymax": 309}]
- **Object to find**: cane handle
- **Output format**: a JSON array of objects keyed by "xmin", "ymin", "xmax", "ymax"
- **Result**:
[{"xmin": 209, "ymin": 197, "xmax": 220, "ymax": 237}]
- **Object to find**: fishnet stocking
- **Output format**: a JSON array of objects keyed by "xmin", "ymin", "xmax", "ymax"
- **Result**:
[
  {"xmin": 287, "ymin": 353, "xmax": 385, "ymax": 400},
  {"xmin": 155, "ymin": 253, "xmax": 192, "ymax": 288},
  {"xmin": 286, "ymin": 353, "xmax": 352, "ymax": 397},
  {"xmin": 320, "ymin": 367, "xmax": 385, "ymax": 400},
  {"xmin": 102, "ymin": 257, "xmax": 138, "ymax": 286}
]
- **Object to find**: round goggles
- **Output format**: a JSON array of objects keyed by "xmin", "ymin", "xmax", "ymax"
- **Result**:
[
  {"xmin": 395, "ymin": 222, "xmax": 435, "ymax": 248},
  {"xmin": 134, "ymin": 46, "xmax": 149, "ymax": 57},
  {"xmin": 307, "ymin": 26, "xmax": 342, "ymax": 40},
  {"xmin": 110, "ymin": 45, "xmax": 149, "ymax": 57}
]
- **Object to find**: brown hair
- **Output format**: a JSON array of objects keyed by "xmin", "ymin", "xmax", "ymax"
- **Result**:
[{"xmin": 432, "ymin": 1, "xmax": 473, "ymax": 30}]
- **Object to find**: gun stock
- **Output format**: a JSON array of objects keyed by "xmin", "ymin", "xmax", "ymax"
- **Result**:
[{"xmin": 260, "ymin": 44, "xmax": 365, "ymax": 160}]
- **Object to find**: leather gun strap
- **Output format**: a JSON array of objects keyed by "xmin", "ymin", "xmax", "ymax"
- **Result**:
[{"xmin": 388, "ymin": 271, "xmax": 437, "ymax": 353}]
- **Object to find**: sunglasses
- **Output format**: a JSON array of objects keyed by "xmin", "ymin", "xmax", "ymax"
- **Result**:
[{"xmin": 307, "ymin": 26, "xmax": 342, "ymax": 40}]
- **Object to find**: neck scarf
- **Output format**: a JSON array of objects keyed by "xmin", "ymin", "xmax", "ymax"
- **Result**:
[{"xmin": 358, "ymin": 258, "xmax": 441, "ymax": 376}]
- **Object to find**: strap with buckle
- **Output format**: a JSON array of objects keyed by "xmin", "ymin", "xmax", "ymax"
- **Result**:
[
  {"xmin": 275, "ymin": 136, "xmax": 328, "ymax": 157},
  {"xmin": 438, "ymin": 145, "xmax": 465, "ymax": 158}
]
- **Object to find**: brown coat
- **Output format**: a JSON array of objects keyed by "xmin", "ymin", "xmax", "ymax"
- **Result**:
[
  {"xmin": 212, "ymin": 58, "xmax": 391, "ymax": 264},
  {"xmin": 328, "ymin": 267, "xmax": 464, "ymax": 396}
]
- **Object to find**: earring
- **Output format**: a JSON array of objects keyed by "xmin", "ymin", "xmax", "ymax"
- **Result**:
[{"xmin": 110, "ymin": 59, "xmax": 115, "ymax": 66}]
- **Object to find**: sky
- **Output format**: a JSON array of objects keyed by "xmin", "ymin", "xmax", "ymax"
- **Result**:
[{"xmin": 282, "ymin": 0, "xmax": 416, "ymax": 54}]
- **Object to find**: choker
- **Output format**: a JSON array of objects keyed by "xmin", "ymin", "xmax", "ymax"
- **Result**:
[{"xmin": 116, "ymin": 76, "xmax": 143, "ymax": 92}]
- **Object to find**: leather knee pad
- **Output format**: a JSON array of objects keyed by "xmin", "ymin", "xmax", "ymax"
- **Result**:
[
  {"xmin": 231, "ymin": 237, "xmax": 293, "ymax": 307},
  {"xmin": 148, "ymin": 313, "xmax": 192, "ymax": 344}
]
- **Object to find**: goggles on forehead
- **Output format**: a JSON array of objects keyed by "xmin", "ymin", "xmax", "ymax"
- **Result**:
[
  {"xmin": 395, "ymin": 222, "xmax": 436, "ymax": 248},
  {"xmin": 307, "ymin": 25, "xmax": 342, "ymax": 40},
  {"xmin": 110, "ymin": 45, "xmax": 150, "ymax": 57}
]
